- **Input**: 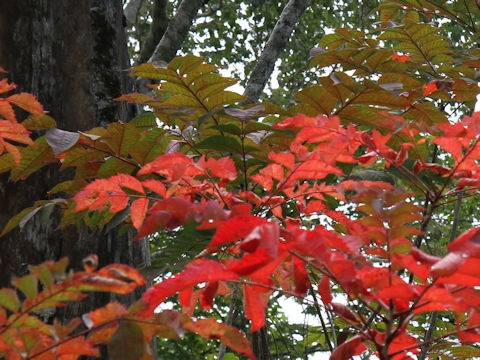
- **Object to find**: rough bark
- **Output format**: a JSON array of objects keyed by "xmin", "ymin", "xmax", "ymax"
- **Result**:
[
  {"xmin": 149, "ymin": 0, "xmax": 207, "ymax": 63},
  {"xmin": 137, "ymin": 0, "xmax": 169, "ymax": 65},
  {"xmin": 242, "ymin": 0, "xmax": 308, "ymax": 104},
  {"xmin": 0, "ymin": 0, "xmax": 148, "ymax": 316}
]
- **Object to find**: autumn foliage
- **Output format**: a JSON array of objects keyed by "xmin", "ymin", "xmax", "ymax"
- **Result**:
[{"xmin": 4, "ymin": 2, "xmax": 480, "ymax": 360}]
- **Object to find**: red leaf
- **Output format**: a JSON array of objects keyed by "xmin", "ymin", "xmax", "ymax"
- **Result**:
[
  {"xmin": 200, "ymin": 281, "xmax": 219, "ymax": 310},
  {"xmin": 133, "ymin": 210, "xmax": 170, "ymax": 240},
  {"xmin": 185, "ymin": 319, "xmax": 256, "ymax": 359},
  {"xmin": 305, "ymin": 200, "xmax": 327, "ymax": 214},
  {"xmin": 250, "ymin": 173, "xmax": 273, "ymax": 191},
  {"xmin": 205, "ymin": 157, "xmax": 237, "ymax": 180},
  {"xmin": 244, "ymin": 284, "xmax": 266, "ymax": 332},
  {"xmin": 227, "ymin": 247, "xmax": 273, "ymax": 276},
  {"xmin": 433, "ymin": 137, "xmax": 463, "ymax": 160},
  {"xmin": 269, "ymin": 151, "xmax": 295, "ymax": 169},
  {"xmin": 448, "ymin": 228, "xmax": 480, "ymax": 256},
  {"xmin": 7, "ymin": 92, "xmax": 44, "ymax": 115},
  {"xmin": 207, "ymin": 216, "xmax": 269, "ymax": 249},
  {"xmin": 141, "ymin": 179, "xmax": 166, "ymax": 197},
  {"xmin": 137, "ymin": 152, "xmax": 192, "ymax": 180},
  {"xmin": 293, "ymin": 257, "xmax": 309, "ymax": 296},
  {"xmin": 260, "ymin": 163, "xmax": 284, "ymax": 182},
  {"xmin": 240, "ymin": 223, "xmax": 279, "ymax": 256},
  {"xmin": 318, "ymin": 275, "xmax": 332, "ymax": 304},
  {"xmin": 110, "ymin": 173, "xmax": 145, "ymax": 194},
  {"xmin": 430, "ymin": 252, "xmax": 465, "ymax": 277},
  {"xmin": 292, "ymin": 159, "xmax": 344, "ymax": 180},
  {"xmin": 130, "ymin": 198, "xmax": 149, "ymax": 231},
  {"xmin": 134, "ymin": 198, "xmax": 195, "ymax": 240},
  {"xmin": 179, "ymin": 287, "xmax": 193, "ymax": 308},
  {"xmin": 376, "ymin": 282, "xmax": 414, "ymax": 301},
  {"xmin": 458, "ymin": 328, "xmax": 480, "ymax": 344},
  {"xmin": 140, "ymin": 260, "xmax": 237, "ymax": 316},
  {"xmin": 330, "ymin": 335, "xmax": 365, "ymax": 360},
  {"xmin": 423, "ymin": 81, "xmax": 438, "ymax": 96},
  {"xmin": 330, "ymin": 302, "xmax": 360, "ymax": 323},
  {"xmin": 274, "ymin": 114, "xmax": 327, "ymax": 129}
]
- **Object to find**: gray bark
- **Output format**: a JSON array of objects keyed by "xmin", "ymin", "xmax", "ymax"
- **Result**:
[
  {"xmin": 123, "ymin": 0, "xmax": 143, "ymax": 24},
  {"xmin": 242, "ymin": 0, "xmax": 308, "ymax": 104},
  {"xmin": 149, "ymin": 0, "xmax": 207, "ymax": 63},
  {"xmin": 137, "ymin": 0, "xmax": 169, "ymax": 65},
  {"xmin": 0, "ymin": 0, "xmax": 148, "ymax": 317}
]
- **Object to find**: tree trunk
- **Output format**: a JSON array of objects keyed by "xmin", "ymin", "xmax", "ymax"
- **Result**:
[{"xmin": 0, "ymin": 0, "xmax": 148, "ymax": 315}]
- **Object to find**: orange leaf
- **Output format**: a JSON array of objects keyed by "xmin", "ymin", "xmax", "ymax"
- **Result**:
[
  {"xmin": 185, "ymin": 318, "xmax": 256, "ymax": 359},
  {"xmin": 57, "ymin": 337, "xmax": 99, "ymax": 358},
  {"xmin": 79, "ymin": 264, "xmax": 145, "ymax": 294},
  {"xmin": 392, "ymin": 53, "xmax": 410, "ymax": 62},
  {"xmin": 205, "ymin": 157, "xmax": 237, "ymax": 180},
  {"xmin": 110, "ymin": 173, "xmax": 145, "ymax": 194},
  {"xmin": 269, "ymin": 151, "xmax": 295, "ymax": 169},
  {"xmin": 0, "ymin": 79, "xmax": 16, "ymax": 95},
  {"xmin": 130, "ymin": 198, "xmax": 149, "ymax": 231},
  {"xmin": 141, "ymin": 179, "xmax": 166, "ymax": 197},
  {"xmin": 0, "ymin": 99, "xmax": 15, "ymax": 119},
  {"xmin": 423, "ymin": 81, "xmax": 438, "ymax": 96},
  {"xmin": 0, "ymin": 120, "xmax": 34, "ymax": 145},
  {"xmin": 7, "ymin": 92, "xmax": 44, "ymax": 116}
]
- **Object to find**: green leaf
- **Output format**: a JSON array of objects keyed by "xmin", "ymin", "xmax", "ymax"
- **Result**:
[
  {"xmin": 22, "ymin": 114, "xmax": 56, "ymax": 130},
  {"xmin": 10, "ymin": 136, "xmax": 56, "ymax": 181},
  {"xmin": 130, "ymin": 111, "xmax": 158, "ymax": 130},
  {"xmin": 12, "ymin": 274, "xmax": 38, "ymax": 300},
  {"xmin": 98, "ymin": 157, "xmax": 137, "ymax": 178},
  {"xmin": 196, "ymin": 135, "xmax": 243, "ymax": 153},
  {"xmin": 208, "ymin": 124, "xmax": 242, "ymax": 136},
  {"xmin": 0, "ymin": 288, "xmax": 20, "ymax": 312},
  {"xmin": 108, "ymin": 321, "xmax": 146, "ymax": 360},
  {"xmin": 102, "ymin": 122, "xmax": 141, "ymax": 156},
  {"xmin": 1, "ymin": 206, "xmax": 38, "ymax": 236}
]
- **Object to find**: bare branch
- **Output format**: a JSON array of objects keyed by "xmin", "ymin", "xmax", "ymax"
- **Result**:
[
  {"xmin": 149, "ymin": 0, "xmax": 209, "ymax": 63},
  {"xmin": 137, "ymin": 0, "xmax": 169, "ymax": 65},
  {"xmin": 124, "ymin": 0, "xmax": 144, "ymax": 25},
  {"xmin": 242, "ymin": 0, "xmax": 309, "ymax": 104}
]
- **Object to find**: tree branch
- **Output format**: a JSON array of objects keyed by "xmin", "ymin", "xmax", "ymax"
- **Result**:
[
  {"xmin": 242, "ymin": 0, "xmax": 308, "ymax": 104},
  {"xmin": 124, "ymin": 0, "xmax": 144, "ymax": 25},
  {"xmin": 137, "ymin": 0, "xmax": 170, "ymax": 65},
  {"xmin": 149, "ymin": 0, "xmax": 209, "ymax": 63}
]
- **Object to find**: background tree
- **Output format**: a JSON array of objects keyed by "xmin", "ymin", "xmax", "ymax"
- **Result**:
[{"xmin": 0, "ymin": 0, "xmax": 150, "ymax": 322}]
